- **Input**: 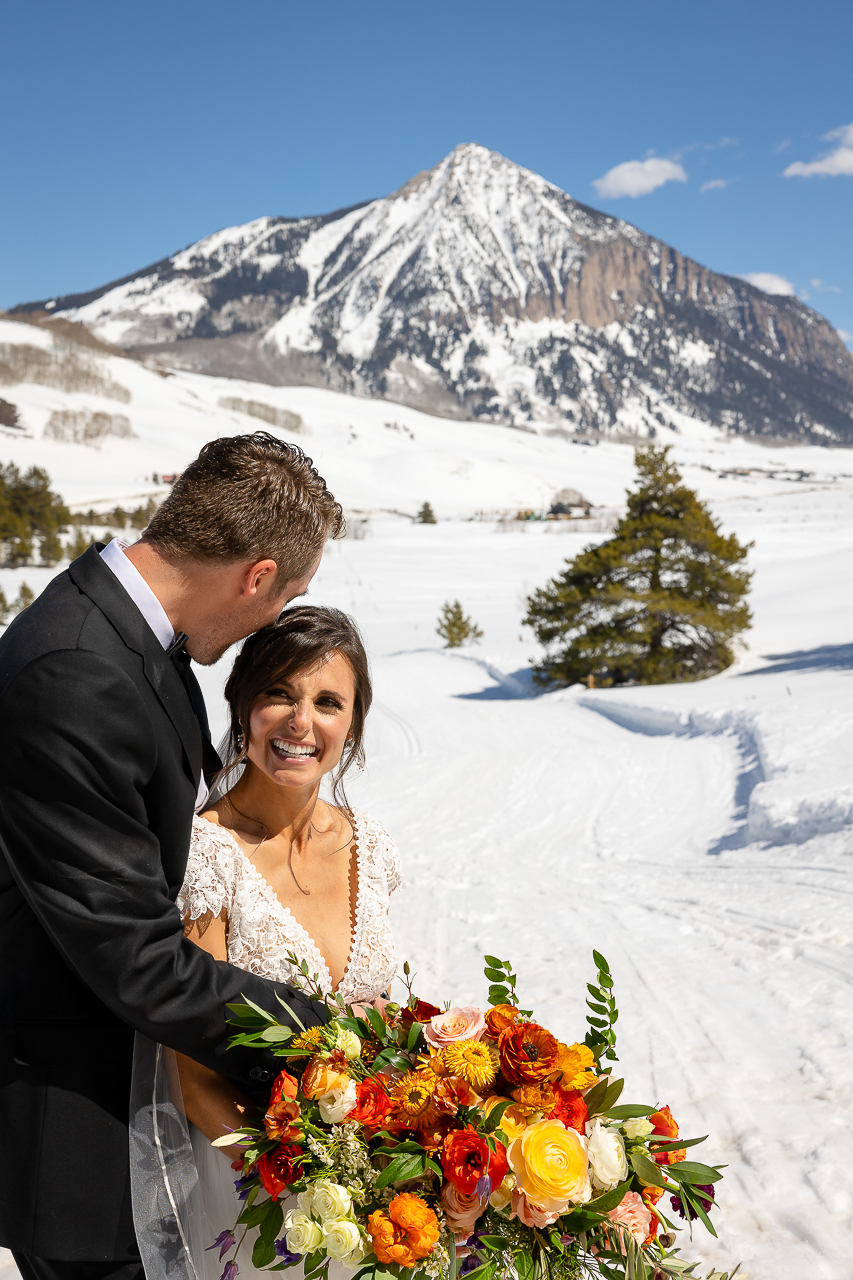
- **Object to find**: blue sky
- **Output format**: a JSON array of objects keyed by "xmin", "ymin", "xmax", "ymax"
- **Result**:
[{"xmin": 1, "ymin": 0, "xmax": 851, "ymax": 345}]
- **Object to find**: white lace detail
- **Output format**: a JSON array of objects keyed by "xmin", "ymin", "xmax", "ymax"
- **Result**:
[{"xmin": 177, "ymin": 810, "xmax": 401, "ymax": 1006}]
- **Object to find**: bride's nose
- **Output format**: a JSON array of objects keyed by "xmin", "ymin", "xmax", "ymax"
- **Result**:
[{"xmin": 287, "ymin": 698, "xmax": 312, "ymax": 733}]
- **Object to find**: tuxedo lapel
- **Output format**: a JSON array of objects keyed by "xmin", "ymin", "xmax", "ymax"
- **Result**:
[{"xmin": 68, "ymin": 546, "xmax": 204, "ymax": 786}]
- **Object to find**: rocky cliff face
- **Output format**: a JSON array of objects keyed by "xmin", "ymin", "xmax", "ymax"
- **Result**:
[{"xmin": 14, "ymin": 144, "xmax": 853, "ymax": 442}]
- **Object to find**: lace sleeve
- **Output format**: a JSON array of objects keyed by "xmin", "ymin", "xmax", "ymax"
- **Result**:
[
  {"xmin": 356, "ymin": 811, "xmax": 402, "ymax": 894},
  {"xmin": 176, "ymin": 819, "xmax": 237, "ymax": 922}
]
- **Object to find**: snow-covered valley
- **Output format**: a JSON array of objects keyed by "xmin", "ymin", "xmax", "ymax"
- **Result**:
[{"xmin": 1, "ymin": 318, "xmax": 852, "ymax": 1277}]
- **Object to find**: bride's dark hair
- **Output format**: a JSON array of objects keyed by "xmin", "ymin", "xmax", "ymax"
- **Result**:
[{"xmin": 220, "ymin": 605, "xmax": 372, "ymax": 807}]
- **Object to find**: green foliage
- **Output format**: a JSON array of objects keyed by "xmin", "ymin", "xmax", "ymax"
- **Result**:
[
  {"xmin": 416, "ymin": 501, "xmax": 437, "ymax": 524},
  {"xmin": 67, "ymin": 528, "xmax": 93, "ymax": 560},
  {"xmin": 437, "ymin": 599, "xmax": 484, "ymax": 648},
  {"xmin": 0, "ymin": 462, "xmax": 70, "ymax": 567},
  {"xmin": 0, "ymin": 581, "xmax": 35, "ymax": 625},
  {"xmin": 585, "ymin": 950, "xmax": 619, "ymax": 1063},
  {"xmin": 524, "ymin": 446, "xmax": 753, "ymax": 686}
]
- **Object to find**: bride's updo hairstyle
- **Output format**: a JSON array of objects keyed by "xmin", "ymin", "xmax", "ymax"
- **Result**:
[{"xmin": 221, "ymin": 605, "xmax": 372, "ymax": 807}]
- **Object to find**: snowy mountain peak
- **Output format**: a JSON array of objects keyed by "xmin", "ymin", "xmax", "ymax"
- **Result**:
[{"xmin": 12, "ymin": 146, "xmax": 853, "ymax": 442}]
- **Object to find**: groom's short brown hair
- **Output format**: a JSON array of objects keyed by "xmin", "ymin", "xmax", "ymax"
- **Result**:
[{"xmin": 145, "ymin": 432, "xmax": 344, "ymax": 583}]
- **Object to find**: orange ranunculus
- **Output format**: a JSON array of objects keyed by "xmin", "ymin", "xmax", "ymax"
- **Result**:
[
  {"xmin": 554, "ymin": 1042, "xmax": 598, "ymax": 1091},
  {"xmin": 264, "ymin": 1097, "xmax": 301, "ymax": 1142},
  {"xmin": 650, "ymin": 1105, "xmax": 685, "ymax": 1165},
  {"xmin": 257, "ymin": 1143, "xmax": 304, "ymax": 1198},
  {"xmin": 512, "ymin": 1082, "xmax": 555, "ymax": 1116},
  {"xmin": 547, "ymin": 1086, "xmax": 589, "ymax": 1135},
  {"xmin": 348, "ymin": 1077, "xmax": 393, "ymax": 1129},
  {"xmin": 442, "ymin": 1124, "xmax": 509, "ymax": 1196},
  {"xmin": 498, "ymin": 1022, "xmax": 559, "ymax": 1085},
  {"xmin": 485, "ymin": 1005, "xmax": 521, "ymax": 1037},
  {"xmin": 301, "ymin": 1050, "xmax": 351, "ymax": 1100},
  {"xmin": 368, "ymin": 1193, "xmax": 439, "ymax": 1267}
]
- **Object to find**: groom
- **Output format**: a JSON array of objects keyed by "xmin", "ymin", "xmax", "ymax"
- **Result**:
[{"xmin": 0, "ymin": 432, "xmax": 345, "ymax": 1280}]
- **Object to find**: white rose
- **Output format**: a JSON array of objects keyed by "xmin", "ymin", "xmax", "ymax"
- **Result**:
[
  {"xmin": 318, "ymin": 1080, "xmax": 358, "ymax": 1124},
  {"xmin": 296, "ymin": 1187, "xmax": 317, "ymax": 1217},
  {"xmin": 623, "ymin": 1117, "xmax": 654, "ymax": 1140},
  {"xmin": 334, "ymin": 1027, "xmax": 362, "ymax": 1060},
  {"xmin": 284, "ymin": 1210, "xmax": 323, "ymax": 1254},
  {"xmin": 312, "ymin": 1182, "xmax": 353, "ymax": 1222},
  {"xmin": 323, "ymin": 1218, "xmax": 366, "ymax": 1263},
  {"xmin": 585, "ymin": 1119, "xmax": 628, "ymax": 1190}
]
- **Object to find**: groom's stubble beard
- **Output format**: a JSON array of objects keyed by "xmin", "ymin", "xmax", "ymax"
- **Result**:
[{"xmin": 188, "ymin": 585, "xmax": 300, "ymax": 665}]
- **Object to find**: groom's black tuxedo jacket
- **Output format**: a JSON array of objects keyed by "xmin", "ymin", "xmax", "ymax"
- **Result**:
[{"xmin": 0, "ymin": 547, "xmax": 325, "ymax": 1262}]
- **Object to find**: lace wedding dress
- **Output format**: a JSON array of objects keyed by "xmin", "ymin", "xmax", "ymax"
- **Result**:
[{"xmin": 130, "ymin": 809, "xmax": 401, "ymax": 1280}]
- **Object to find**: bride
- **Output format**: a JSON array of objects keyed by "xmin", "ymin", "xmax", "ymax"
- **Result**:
[{"xmin": 132, "ymin": 605, "xmax": 400, "ymax": 1280}]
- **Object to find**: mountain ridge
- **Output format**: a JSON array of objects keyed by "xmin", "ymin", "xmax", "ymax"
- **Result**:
[{"xmin": 12, "ymin": 143, "xmax": 853, "ymax": 443}]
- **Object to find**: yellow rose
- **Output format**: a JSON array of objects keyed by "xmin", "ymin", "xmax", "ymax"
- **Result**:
[
  {"xmin": 481, "ymin": 1096, "xmax": 529, "ymax": 1142},
  {"xmin": 507, "ymin": 1119, "xmax": 590, "ymax": 1214}
]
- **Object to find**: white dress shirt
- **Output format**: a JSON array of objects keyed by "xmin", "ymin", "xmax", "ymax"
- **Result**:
[{"xmin": 100, "ymin": 538, "xmax": 209, "ymax": 809}]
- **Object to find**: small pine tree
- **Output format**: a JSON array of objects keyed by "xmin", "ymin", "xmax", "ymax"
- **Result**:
[
  {"xmin": 67, "ymin": 529, "xmax": 93, "ymax": 560},
  {"xmin": 13, "ymin": 582, "xmax": 34, "ymax": 614},
  {"xmin": 40, "ymin": 528, "xmax": 64, "ymax": 565},
  {"xmin": 417, "ymin": 502, "xmax": 437, "ymax": 524},
  {"xmin": 437, "ymin": 600, "xmax": 484, "ymax": 648},
  {"xmin": 0, "ymin": 586, "xmax": 8, "ymax": 624},
  {"xmin": 525, "ymin": 446, "xmax": 752, "ymax": 686}
]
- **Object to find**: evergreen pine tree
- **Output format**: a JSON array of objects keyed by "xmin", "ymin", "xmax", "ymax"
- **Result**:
[
  {"xmin": 0, "ymin": 586, "xmax": 8, "ymax": 624},
  {"xmin": 437, "ymin": 600, "xmax": 483, "ymax": 648},
  {"xmin": 416, "ymin": 502, "xmax": 437, "ymax": 524},
  {"xmin": 525, "ymin": 446, "xmax": 752, "ymax": 686},
  {"xmin": 67, "ymin": 528, "xmax": 93, "ymax": 560},
  {"xmin": 13, "ymin": 582, "xmax": 34, "ymax": 614}
]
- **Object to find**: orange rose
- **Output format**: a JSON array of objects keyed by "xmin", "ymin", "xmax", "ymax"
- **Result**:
[
  {"xmin": 650, "ymin": 1105, "xmax": 685, "ymax": 1165},
  {"xmin": 301, "ymin": 1050, "xmax": 351, "ymax": 1100},
  {"xmin": 348, "ymin": 1077, "xmax": 393, "ymax": 1129},
  {"xmin": 442, "ymin": 1124, "xmax": 508, "ymax": 1196},
  {"xmin": 498, "ymin": 1022, "xmax": 559, "ymax": 1085},
  {"xmin": 485, "ymin": 1005, "xmax": 521, "ymax": 1037},
  {"xmin": 368, "ymin": 1193, "xmax": 439, "ymax": 1267}
]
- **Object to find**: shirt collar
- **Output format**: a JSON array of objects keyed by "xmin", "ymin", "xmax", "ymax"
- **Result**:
[{"xmin": 99, "ymin": 538, "xmax": 176, "ymax": 651}]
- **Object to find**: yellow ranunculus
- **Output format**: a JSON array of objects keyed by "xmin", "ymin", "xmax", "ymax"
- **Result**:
[
  {"xmin": 481, "ymin": 1096, "xmax": 529, "ymax": 1141},
  {"xmin": 554, "ymin": 1042, "xmax": 598, "ymax": 1091},
  {"xmin": 507, "ymin": 1119, "xmax": 590, "ymax": 1214}
]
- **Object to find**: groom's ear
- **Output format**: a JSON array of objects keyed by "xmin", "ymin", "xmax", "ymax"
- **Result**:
[{"xmin": 239, "ymin": 559, "xmax": 278, "ymax": 598}]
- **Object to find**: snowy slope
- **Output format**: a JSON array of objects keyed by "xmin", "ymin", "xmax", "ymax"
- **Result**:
[
  {"xmin": 1, "ymin": 315, "xmax": 853, "ymax": 1276},
  {"xmin": 13, "ymin": 144, "xmax": 853, "ymax": 442}
]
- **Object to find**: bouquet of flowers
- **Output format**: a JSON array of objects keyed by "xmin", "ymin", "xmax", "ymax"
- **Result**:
[{"xmin": 211, "ymin": 952, "xmax": 737, "ymax": 1280}]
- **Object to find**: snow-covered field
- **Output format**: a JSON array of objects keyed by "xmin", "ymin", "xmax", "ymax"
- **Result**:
[{"xmin": 2, "ymin": 319, "xmax": 852, "ymax": 1277}]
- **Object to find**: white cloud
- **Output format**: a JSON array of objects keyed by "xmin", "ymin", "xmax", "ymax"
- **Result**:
[
  {"xmin": 738, "ymin": 272, "xmax": 796, "ymax": 296},
  {"xmin": 838, "ymin": 329, "xmax": 852, "ymax": 344},
  {"xmin": 784, "ymin": 123, "xmax": 853, "ymax": 177},
  {"xmin": 592, "ymin": 157, "xmax": 687, "ymax": 199},
  {"xmin": 700, "ymin": 178, "xmax": 729, "ymax": 192},
  {"xmin": 811, "ymin": 277, "xmax": 841, "ymax": 293}
]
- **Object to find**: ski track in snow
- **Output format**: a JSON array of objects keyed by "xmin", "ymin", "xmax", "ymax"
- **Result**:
[{"xmin": 1, "ymin": 335, "xmax": 852, "ymax": 1275}]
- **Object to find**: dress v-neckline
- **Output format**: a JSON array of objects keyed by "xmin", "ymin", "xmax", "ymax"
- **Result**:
[{"xmin": 195, "ymin": 811, "xmax": 362, "ymax": 995}]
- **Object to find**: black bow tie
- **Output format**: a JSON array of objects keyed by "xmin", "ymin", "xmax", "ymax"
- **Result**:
[{"xmin": 167, "ymin": 631, "xmax": 190, "ymax": 673}]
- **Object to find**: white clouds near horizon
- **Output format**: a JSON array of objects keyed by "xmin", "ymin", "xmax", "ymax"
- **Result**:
[
  {"xmin": 700, "ymin": 178, "xmax": 729, "ymax": 191},
  {"xmin": 784, "ymin": 123, "xmax": 853, "ymax": 178},
  {"xmin": 811, "ymin": 278, "xmax": 841, "ymax": 293},
  {"xmin": 592, "ymin": 157, "xmax": 687, "ymax": 198},
  {"xmin": 738, "ymin": 272, "xmax": 796, "ymax": 296}
]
